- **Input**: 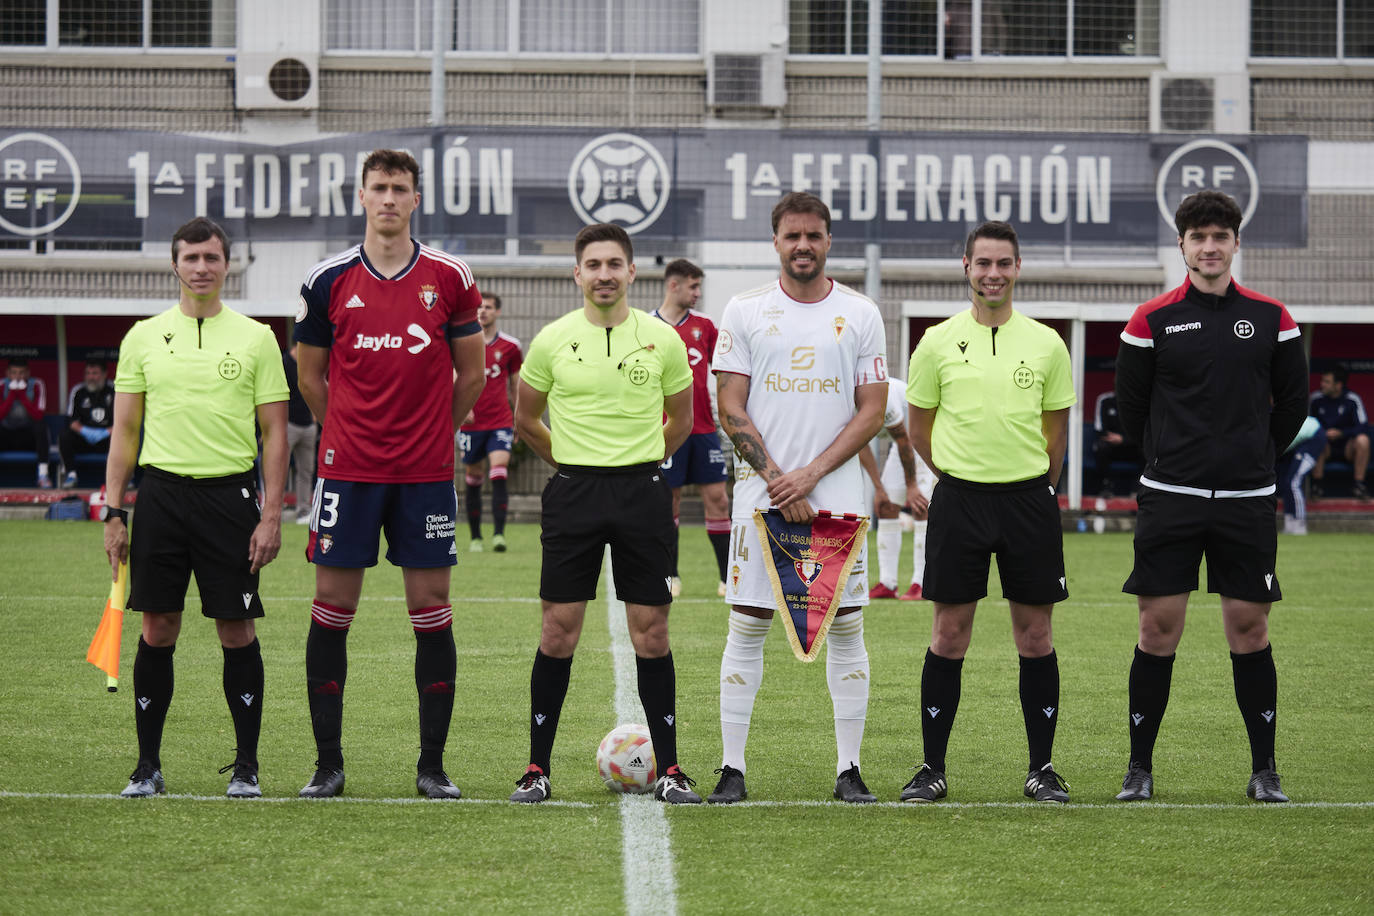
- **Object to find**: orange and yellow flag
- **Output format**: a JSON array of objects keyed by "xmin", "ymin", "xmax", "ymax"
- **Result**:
[{"xmin": 86, "ymin": 561, "xmax": 127, "ymax": 692}]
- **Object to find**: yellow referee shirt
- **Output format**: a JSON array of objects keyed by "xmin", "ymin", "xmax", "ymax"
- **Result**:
[
  {"xmin": 520, "ymin": 307, "xmax": 692, "ymax": 467},
  {"xmin": 115, "ymin": 305, "xmax": 289, "ymax": 477},
  {"xmin": 907, "ymin": 309, "xmax": 1074, "ymax": 483}
]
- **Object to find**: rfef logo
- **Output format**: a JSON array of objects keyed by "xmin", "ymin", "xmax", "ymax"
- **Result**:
[
  {"xmin": 567, "ymin": 133, "xmax": 670, "ymax": 234},
  {"xmin": 1156, "ymin": 138, "xmax": 1259, "ymax": 232},
  {"xmin": 0, "ymin": 132, "xmax": 82, "ymax": 237}
]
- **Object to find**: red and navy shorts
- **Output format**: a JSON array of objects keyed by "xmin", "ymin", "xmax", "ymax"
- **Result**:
[
  {"xmin": 459, "ymin": 427, "xmax": 515, "ymax": 464},
  {"xmin": 307, "ymin": 478, "xmax": 458, "ymax": 569},
  {"xmin": 661, "ymin": 431, "xmax": 728, "ymax": 488}
]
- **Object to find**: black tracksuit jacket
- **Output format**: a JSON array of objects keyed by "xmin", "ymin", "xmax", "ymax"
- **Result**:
[{"xmin": 1114, "ymin": 277, "xmax": 1309, "ymax": 495}]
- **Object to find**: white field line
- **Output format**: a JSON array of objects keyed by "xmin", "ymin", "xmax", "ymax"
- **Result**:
[
  {"xmin": 0, "ymin": 790, "xmax": 1369, "ymax": 811},
  {"xmin": 0, "ymin": 790, "xmax": 593, "ymax": 806},
  {"xmin": 605, "ymin": 547, "xmax": 678, "ymax": 916}
]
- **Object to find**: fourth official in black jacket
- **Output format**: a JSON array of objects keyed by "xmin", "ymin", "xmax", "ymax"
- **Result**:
[
  {"xmin": 1116, "ymin": 277, "xmax": 1309, "ymax": 494},
  {"xmin": 1111, "ymin": 189, "xmax": 1307, "ymax": 807}
]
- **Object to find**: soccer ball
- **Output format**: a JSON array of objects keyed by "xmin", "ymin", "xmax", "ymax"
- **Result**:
[{"xmin": 596, "ymin": 723, "xmax": 656, "ymax": 794}]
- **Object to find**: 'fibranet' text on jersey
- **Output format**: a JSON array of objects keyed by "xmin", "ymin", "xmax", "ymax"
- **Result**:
[{"xmin": 713, "ymin": 279, "xmax": 887, "ymax": 516}]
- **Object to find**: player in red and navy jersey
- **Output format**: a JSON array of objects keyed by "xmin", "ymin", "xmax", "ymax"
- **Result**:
[
  {"xmin": 293, "ymin": 149, "xmax": 485, "ymax": 801},
  {"xmin": 1113, "ymin": 190, "xmax": 1308, "ymax": 805},
  {"xmin": 652, "ymin": 259, "xmax": 730, "ymax": 597},
  {"xmin": 458, "ymin": 293, "xmax": 523, "ymax": 552}
]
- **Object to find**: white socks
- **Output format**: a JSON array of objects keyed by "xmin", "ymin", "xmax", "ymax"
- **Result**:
[
  {"xmin": 719, "ymin": 610, "xmax": 770, "ymax": 773},
  {"xmin": 825, "ymin": 611, "xmax": 870, "ymax": 774},
  {"xmin": 720, "ymin": 609, "xmax": 871, "ymax": 776},
  {"xmin": 875, "ymin": 518, "xmax": 902, "ymax": 589},
  {"xmin": 911, "ymin": 519, "xmax": 927, "ymax": 586},
  {"xmin": 877, "ymin": 517, "xmax": 929, "ymax": 588}
]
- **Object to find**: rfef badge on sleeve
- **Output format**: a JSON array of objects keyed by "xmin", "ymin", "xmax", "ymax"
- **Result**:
[{"xmin": 753, "ymin": 508, "xmax": 869, "ymax": 663}]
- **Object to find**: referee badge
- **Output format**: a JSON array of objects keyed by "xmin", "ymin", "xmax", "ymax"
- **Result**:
[{"xmin": 418, "ymin": 285, "xmax": 438, "ymax": 310}]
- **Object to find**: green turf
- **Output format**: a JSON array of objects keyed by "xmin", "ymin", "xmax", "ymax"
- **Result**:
[{"xmin": 0, "ymin": 520, "xmax": 1370, "ymax": 913}]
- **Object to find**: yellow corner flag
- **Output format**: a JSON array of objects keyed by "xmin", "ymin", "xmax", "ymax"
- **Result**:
[{"xmin": 87, "ymin": 561, "xmax": 128, "ymax": 692}]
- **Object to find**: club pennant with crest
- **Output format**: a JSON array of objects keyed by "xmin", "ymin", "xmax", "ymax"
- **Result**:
[{"xmin": 753, "ymin": 508, "xmax": 869, "ymax": 663}]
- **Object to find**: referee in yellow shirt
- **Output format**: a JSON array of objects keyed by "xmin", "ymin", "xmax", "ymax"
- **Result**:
[
  {"xmin": 104, "ymin": 217, "xmax": 289, "ymax": 800},
  {"xmin": 900, "ymin": 221, "xmax": 1076, "ymax": 804},
  {"xmin": 507, "ymin": 223, "xmax": 701, "ymax": 805}
]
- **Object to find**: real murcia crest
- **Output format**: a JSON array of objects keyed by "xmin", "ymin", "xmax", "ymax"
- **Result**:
[{"xmin": 832, "ymin": 316, "xmax": 846, "ymax": 340}]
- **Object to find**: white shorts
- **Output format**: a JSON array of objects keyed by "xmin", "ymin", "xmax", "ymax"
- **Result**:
[
  {"xmin": 881, "ymin": 445, "xmax": 937, "ymax": 505},
  {"xmin": 723, "ymin": 515, "xmax": 869, "ymax": 611}
]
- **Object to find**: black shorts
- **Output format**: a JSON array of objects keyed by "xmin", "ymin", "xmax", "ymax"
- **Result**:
[
  {"xmin": 923, "ymin": 474, "xmax": 1068, "ymax": 606},
  {"xmin": 539, "ymin": 463, "xmax": 674, "ymax": 606},
  {"xmin": 128, "ymin": 467, "xmax": 265, "ymax": 618},
  {"xmin": 1124, "ymin": 487, "xmax": 1281, "ymax": 602}
]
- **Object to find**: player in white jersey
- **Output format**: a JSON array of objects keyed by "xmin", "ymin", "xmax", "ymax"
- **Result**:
[
  {"xmin": 861, "ymin": 377, "xmax": 935, "ymax": 600},
  {"xmin": 708, "ymin": 192, "xmax": 888, "ymax": 804}
]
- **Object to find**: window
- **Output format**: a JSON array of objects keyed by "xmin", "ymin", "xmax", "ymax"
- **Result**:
[
  {"xmin": 1252, "ymin": 0, "xmax": 1373, "ymax": 60},
  {"xmin": 788, "ymin": 0, "xmax": 1158, "ymax": 59},
  {"xmin": 326, "ymin": 0, "xmax": 699, "ymax": 55},
  {"xmin": 2, "ymin": 0, "xmax": 233, "ymax": 49},
  {"xmin": 789, "ymin": 1, "xmax": 940, "ymax": 56},
  {"xmin": 1, "ymin": 0, "xmax": 46, "ymax": 45}
]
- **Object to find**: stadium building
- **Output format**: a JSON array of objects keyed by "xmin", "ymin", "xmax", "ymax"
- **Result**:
[{"xmin": 1, "ymin": 1, "xmax": 1370, "ymax": 501}]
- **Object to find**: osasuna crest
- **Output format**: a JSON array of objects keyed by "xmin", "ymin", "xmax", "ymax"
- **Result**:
[
  {"xmin": 418, "ymin": 284, "xmax": 438, "ymax": 310},
  {"xmin": 319, "ymin": 534, "xmax": 333, "ymax": 554},
  {"xmin": 794, "ymin": 550, "xmax": 823, "ymax": 589}
]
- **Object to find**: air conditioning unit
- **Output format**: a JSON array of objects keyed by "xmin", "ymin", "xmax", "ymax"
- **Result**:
[
  {"xmin": 708, "ymin": 52, "xmax": 786, "ymax": 111},
  {"xmin": 236, "ymin": 52, "xmax": 319, "ymax": 110},
  {"xmin": 1149, "ymin": 72, "xmax": 1249, "ymax": 133}
]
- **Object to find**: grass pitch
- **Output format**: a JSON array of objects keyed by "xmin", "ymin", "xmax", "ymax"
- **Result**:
[{"xmin": 0, "ymin": 519, "xmax": 1370, "ymax": 913}]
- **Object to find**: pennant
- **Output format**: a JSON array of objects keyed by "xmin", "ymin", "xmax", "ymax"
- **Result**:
[{"xmin": 753, "ymin": 509, "xmax": 869, "ymax": 663}]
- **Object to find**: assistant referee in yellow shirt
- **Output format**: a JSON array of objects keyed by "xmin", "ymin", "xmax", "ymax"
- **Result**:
[
  {"xmin": 507, "ymin": 223, "xmax": 702, "ymax": 805},
  {"xmin": 104, "ymin": 217, "xmax": 289, "ymax": 800},
  {"xmin": 900, "ymin": 220, "xmax": 1076, "ymax": 804}
]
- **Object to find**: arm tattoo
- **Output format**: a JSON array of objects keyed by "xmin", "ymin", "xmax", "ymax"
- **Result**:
[{"xmin": 724, "ymin": 418, "xmax": 778, "ymax": 481}]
